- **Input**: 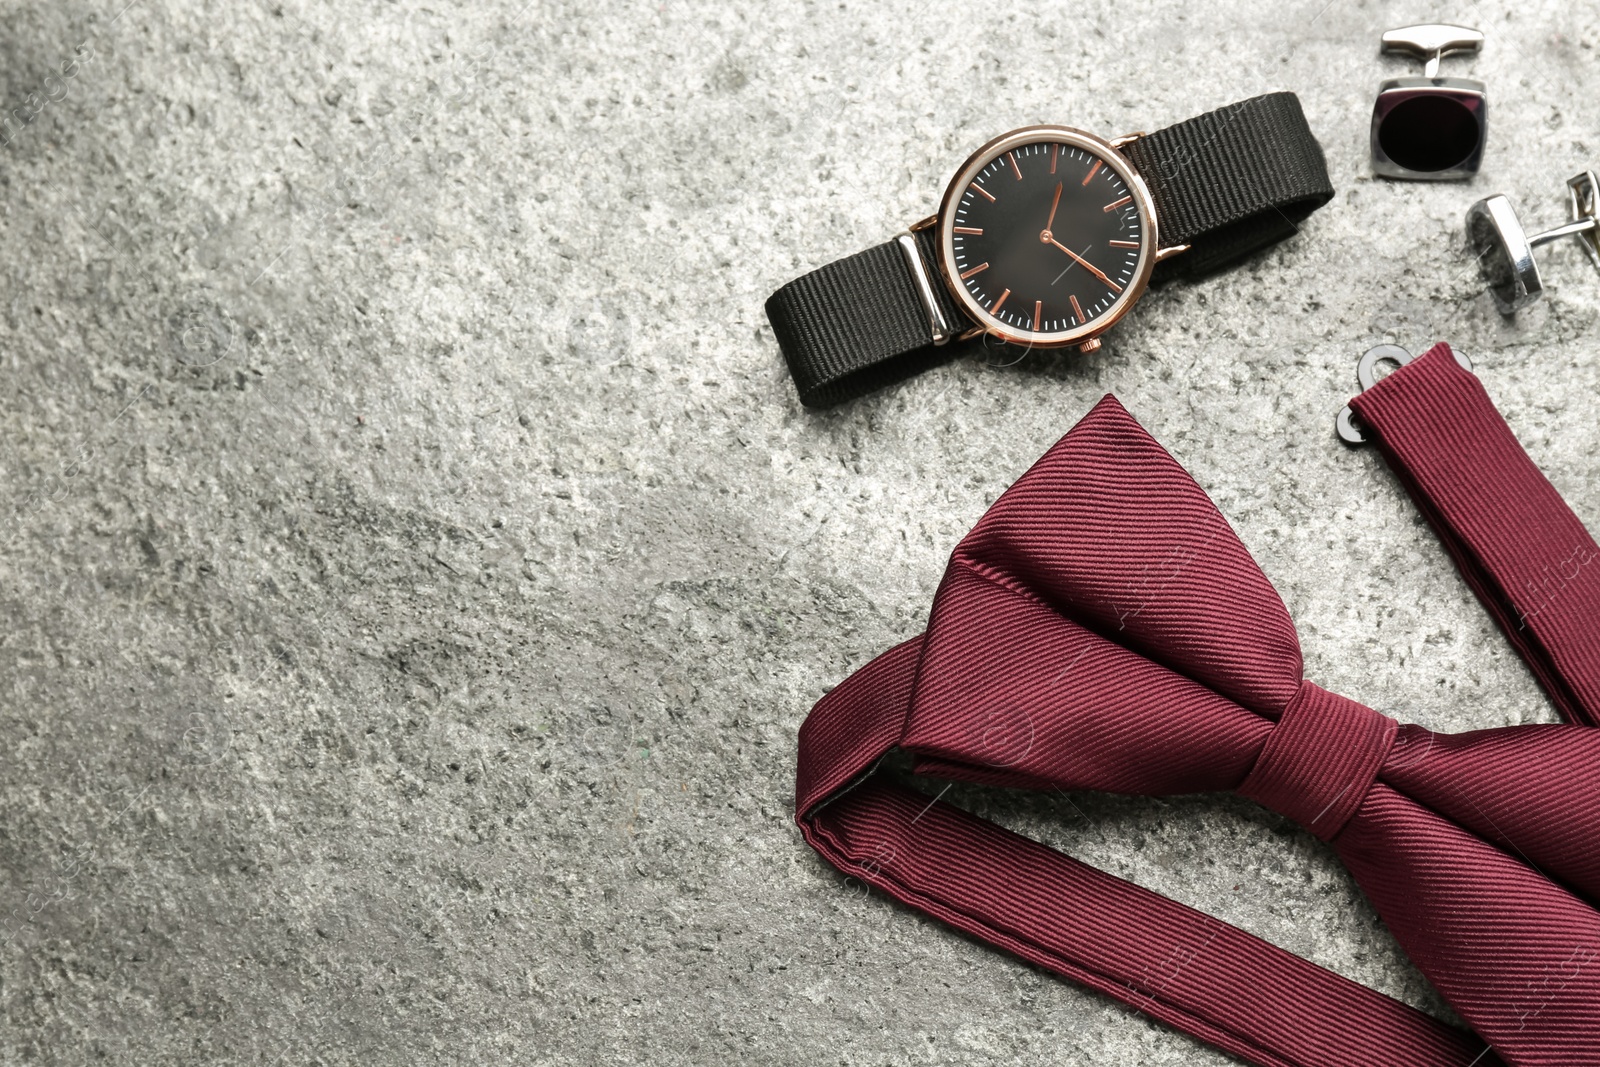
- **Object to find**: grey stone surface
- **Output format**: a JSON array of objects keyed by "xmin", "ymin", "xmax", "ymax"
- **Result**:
[{"xmin": 1, "ymin": 0, "xmax": 1597, "ymax": 1063}]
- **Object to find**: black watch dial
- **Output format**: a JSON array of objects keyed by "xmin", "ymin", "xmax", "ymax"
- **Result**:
[{"xmin": 944, "ymin": 136, "xmax": 1150, "ymax": 339}]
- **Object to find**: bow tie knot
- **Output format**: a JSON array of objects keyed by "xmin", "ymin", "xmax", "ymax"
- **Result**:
[{"xmin": 1235, "ymin": 681, "xmax": 1397, "ymax": 841}]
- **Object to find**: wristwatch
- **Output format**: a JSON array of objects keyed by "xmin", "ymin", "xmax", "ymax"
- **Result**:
[{"xmin": 765, "ymin": 92, "xmax": 1333, "ymax": 407}]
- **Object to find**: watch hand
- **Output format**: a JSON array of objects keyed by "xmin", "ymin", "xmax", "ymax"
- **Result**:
[
  {"xmin": 1045, "ymin": 236, "xmax": 1122, "ymax": 293},
  {"xmin": 1051, "ymin": 246, "xmax": 1092, "ymax": 286},
  {"xmin": 1044, "ymin": 181, "xmax": 1063, "ymax": 235}
]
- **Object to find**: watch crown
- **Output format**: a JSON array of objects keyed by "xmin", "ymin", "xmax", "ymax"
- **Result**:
[{"xmin": 1078, "ymin": 338, "xmax": 1103, "ymax": 353}]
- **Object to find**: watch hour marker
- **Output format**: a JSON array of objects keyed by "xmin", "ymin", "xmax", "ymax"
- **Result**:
[
  {"xmin": 1103, "ymin": 195, "xmax": 1132, "ymax": 212},
  {"xmin": 1050, "ymin": 145, "xmax": 1059, "ymax": 174},
  {"xmin": 1033, "ymin": 300, "xmax": 1042, "ymax": 331},
  {"xmin": 959, "ymin": 261, "xmax": 990, "ymax": 279},
  {"xmin": 1070, "ymin": 295, "xmax": 1084, "ymax": 324},
  {"xmin": 991, "ymin": 288, "xmax": 1011, "ymax": 314},
  {"xmin": 1109, "ymin": 239, "xmax": 1140, "ymax": 248},
  {"xmin": 1082, "ymin": 159, "xmax": 1102, "ymax": 185},
  {"xmin": 1008, "ymin": 152, "xmax": 1023, "ymax": 181},
  {"xmin": 971, "ymin": 182, "xmax": 996, "ymax": 202},
  {"xmin": 953, "ymin": 226, "xmax": 983, "ymax": 234}
]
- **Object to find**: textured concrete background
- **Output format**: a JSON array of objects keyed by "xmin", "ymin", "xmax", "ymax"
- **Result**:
[{"xmin": 1, "ymin": 0, "xmax": 1597, "ymax": 1063}]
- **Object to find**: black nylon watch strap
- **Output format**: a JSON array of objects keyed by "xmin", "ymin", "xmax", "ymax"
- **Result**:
[
  {"xmin": 1119, "ymin": 92, "xmax": 1333, "ymax": 280},
  {"xmin": 764, "ymin": 227, "xmax": 969, "ymax": 408}
]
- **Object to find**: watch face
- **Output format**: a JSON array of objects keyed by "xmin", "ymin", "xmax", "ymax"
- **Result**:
[{"xmin": 937, "ymin": 126, "xmax": 1157, "ymax": 346}]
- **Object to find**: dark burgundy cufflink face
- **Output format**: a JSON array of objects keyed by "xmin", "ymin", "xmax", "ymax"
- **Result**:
[
  {"xmin": 1371, "ymin": 80, "xmax": 1487, "ymax": 179},
  {"xmin": 1371, "ymin": 24, "xmax": 1486, "ymax": 182}
]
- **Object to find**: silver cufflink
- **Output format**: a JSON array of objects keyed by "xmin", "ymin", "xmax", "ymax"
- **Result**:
[
  {"xmin": 1371, "ymin": 24, "xmax": 1486, "ymax": 181},
  {"xmin": 1467, "ymin": 171, "xmax": 1600, "ymax": 314}
]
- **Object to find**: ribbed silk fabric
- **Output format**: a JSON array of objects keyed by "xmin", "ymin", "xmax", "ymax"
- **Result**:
[
  {"xmin": 795, "ymin": 396, "xmax": 1600, "ymax": 1067},
  {"xmin": 1350, "ymin": 342, "xmax": 1600, "ymax": 728}
]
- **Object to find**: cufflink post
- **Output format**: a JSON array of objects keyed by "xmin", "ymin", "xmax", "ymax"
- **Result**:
[
  {"xmin": 1528, "ymin": 217, "xmax": 1599, "ymax": 248},
  {"xmin": 1380, "ymin": 24, "xmax": 1484, "ymax": 79}
]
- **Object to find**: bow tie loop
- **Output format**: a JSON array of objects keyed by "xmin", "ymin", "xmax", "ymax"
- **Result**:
[{"xmin": 1236, "ymin": 681, "xmax": 1397, "ymax": 842}]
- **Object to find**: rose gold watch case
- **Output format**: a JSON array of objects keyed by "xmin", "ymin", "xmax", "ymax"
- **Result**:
[{"xmin": 935, "ymin": 125, "xmax": 1160, "ymax": 349}]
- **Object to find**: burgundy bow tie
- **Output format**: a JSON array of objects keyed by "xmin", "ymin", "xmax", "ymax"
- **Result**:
[{"xmin": 796, "ymin": 396, "xmax": 1600, "ymax": 1067}]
